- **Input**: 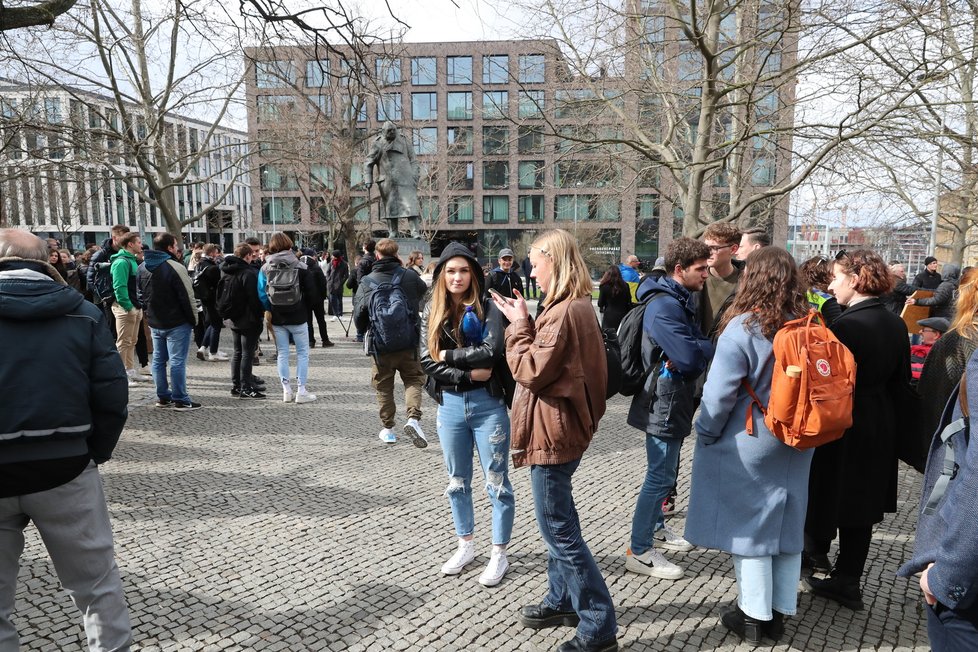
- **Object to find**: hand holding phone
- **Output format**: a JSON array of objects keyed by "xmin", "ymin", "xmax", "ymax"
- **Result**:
[{"xmin": 487, "ymin": 288, "xmax": 506, "ymax": 302}]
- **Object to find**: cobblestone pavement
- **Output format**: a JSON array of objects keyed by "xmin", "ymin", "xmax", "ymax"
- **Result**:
[{"xmin": 14, "ymin": 302, "xmax": 931, "ymax": 651}]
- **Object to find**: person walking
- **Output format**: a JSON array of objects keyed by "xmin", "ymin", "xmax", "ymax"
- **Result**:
[
  {"xmin": 685, "ymin": 247, "xmax": 813, "ymax": 645},
  {"xmin": 258, "ymin": 233, "xmax": 319, "ymax": 404},
  {"xmin": 492, "ymin": 229, "xmax": 618, "ymax": 652},
  {"xmin": 597, "ymin": 264, "xmax": 632, "ymax": 331},
  {"xmin": 109, "ymin": 232, "xmax": 144, "ymax": 386},
  {"xmin": 353, "ymin": 238, "xmax": 428, "ymax": 445},
  {"xmin": 420, "ymin": 242, "xmax": 515, "ymax": 586},
  {"xmin": 0, "ymin": 229, "xmax": 133, "ymax": 652},
  {"xmin": 137, "ymin": 232, "xmax": 201, "ymax": 411}
]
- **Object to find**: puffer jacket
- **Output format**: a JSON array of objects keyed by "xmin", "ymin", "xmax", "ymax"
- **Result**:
[
  {"xmin": 419, "ymin": 241, "xmax": 514, "ymax": 405},
  {"xmin": 505, "ymin": 295, "xmax": 607, "ymax": 468}
]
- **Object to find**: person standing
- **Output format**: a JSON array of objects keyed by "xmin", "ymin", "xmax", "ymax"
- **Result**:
[
  {"xmin": 735, "ymin": 227, "xmax": 770, "ymax": 261},
  {"xmin": 521, "ymin": 255, "xmax": 537, "ymax": 299},
  {"xmin": 625, "ymin": 237, "xmax": 714, "ymax": 581},
  {"xmin": 597, "ymin": 265, "xmax": 632, "ymax": 331},
  {"xmin": 137, "ymin": 232, "xmax": 201, "ymax": 411},
  {"xmin": 421, "ymin": 242, "xmax": 515, "ymax": 586},
  {"xmin": 492, "ymin": 229, "xmax": 618, "ymax": 652},
  {"xmin": 300, "ymin": 249, "xmax": 334, "ymax": 348},
  {"xmin": 485, "ymin": 248, "xmax": 524, "ymax": 300},
  {"xmin": 0, "ymin": 229, "xmax": 133, "ymax": 652},
  {"xmin": 698, "ymin": 222, "xmax": 744, "ymax": 339},
  {"xmin": 914, "ymin": 256, "xmax": 943, "ymax": 290},
  {"xmin": 194, "ymin": 244, "xmax": 228, "ymax": 362},
  {"xmin": 804, "ymin": 249, "xmax": 912, "ymax": 610},
  {"xmin": 87, "ymin": 224, "xmax": 131, "ymax": 328},
  {"xmin": 220, "ymin": 243, "xmax": 267, "ymax": 400},
  {"xmin": 353, "ymin": 238, "xmax": 428, "ymax": 445},
  {"xmin": 325, "ymin": 249, "xmax": 349, "ymax": 320},
  {"xmin": 354, "ymin": 240, "xmax": 377, "ymax": 342},
  {"xmin": 110, "ymin": 232, "xmax": 144, "ymax": 386},
  {"xmin": 685, "ymin": 247, "xmax": 813, "ymax": 645},
  {"xmin": 908, "ymin": 264, "xmax": 962, "ymax": 321}
]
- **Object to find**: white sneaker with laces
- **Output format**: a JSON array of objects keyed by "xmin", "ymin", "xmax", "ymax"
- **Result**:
[
  {"xmin": 282, "ymin": 386, "xmax": 294, "ymax": 403},
  {"xmin": 207, "ymin": 351, "xmax": 229, "ymax": 361},
  {"xmin": 625, "ymin": 548, "xmax": 683, "ymax": 580},
  {"xmin": 441, "ymin": 540, "xmax": 476, "ymax": 575},
  {"xmin": 295, "ymin": 390, "xmax": 317, "ymax": 404},
  {"xmin": 653, "ymin": 524, "xmax": 694, "ymax": 552},
  {"xmin": 378, "ymin": 428, "xmax": 396, "ymax": 444},
  {"xmin": 403, "ymin": 418, "xmax": 428, "ymax": 448},
  {"xmin": 478, "ymin": 549, "xmax": 509, "ymax": 587}
]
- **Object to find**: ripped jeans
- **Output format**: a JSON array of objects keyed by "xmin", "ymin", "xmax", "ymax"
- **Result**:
[{"xmin": 438, "ymin": 387, "xmax": 515, "ymax": 545}]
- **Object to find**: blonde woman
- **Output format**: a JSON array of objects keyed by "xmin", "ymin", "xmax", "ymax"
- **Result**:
[
  {"xmin": 492, "ymin": 229, "xmax": 617, "ymax": 652},
  {"xmin": 420, "ymin": 242, "xmax": 514, "ymax": 586}
]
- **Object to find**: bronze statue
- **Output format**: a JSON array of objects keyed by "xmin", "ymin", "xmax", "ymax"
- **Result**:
[{"xmin": 364, "ymin": 122, "xmax": 420, "ymax": 232}]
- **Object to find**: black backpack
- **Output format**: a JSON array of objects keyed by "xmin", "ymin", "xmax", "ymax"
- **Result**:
[
  {"xmin": 215, "ymin": 273, "xmax": 246, "ymax": 321},
  {"xmin": 90, "ymin": 251, "xmax": 114, "ymax": 304},
  {"xmin": 264, "ymin": 261, "xmax": 302, "ymax": 307},
  {"xmin": 616, "ymin": 293, "xmax": 665, "ymax": 396},
  {"xmin": 366, "ymin": 268, "xmax": 418, "ymax": 355},
  {"xmin": 192, "ymin": 265, "xmax": 215, "ymax": 303}
]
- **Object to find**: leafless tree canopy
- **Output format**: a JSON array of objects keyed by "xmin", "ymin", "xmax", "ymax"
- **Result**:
[{"xmin": 0, "ymin": 0, "xmax": 77, "ymax": 31}]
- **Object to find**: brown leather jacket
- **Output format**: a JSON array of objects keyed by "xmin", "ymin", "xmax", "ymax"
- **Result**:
[{"xmin": 505, "ymin": 296, "xmax": 607, "ymax": 468}]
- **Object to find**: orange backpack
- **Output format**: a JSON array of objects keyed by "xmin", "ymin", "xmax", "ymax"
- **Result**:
[{"xmin": 743, "ymin": 310, "xmax": 856, "ymax": 449}]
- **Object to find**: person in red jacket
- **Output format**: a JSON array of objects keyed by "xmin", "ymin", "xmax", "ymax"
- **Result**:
[{"xmin": 911, "ymin": 317, "xmax": 949, "ymax": 384}]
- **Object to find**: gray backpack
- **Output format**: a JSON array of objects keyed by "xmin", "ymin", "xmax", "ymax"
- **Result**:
[{"xmin": 265, "ymin": 261, "xmax": 301, "ymax": 307}]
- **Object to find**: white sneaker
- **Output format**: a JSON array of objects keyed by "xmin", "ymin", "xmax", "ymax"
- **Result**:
[
  {"xmin": 295, "ymin": 390, "xmax": 317, "ymax": 404},
  {"xmin": 478, "ymin": 549, "xmax": 509, "ymax": 587},
  {"xmin": 196, "ymin": 346, "xmax": 206, "ymax": 360},
  {"xmin": 127, "ymin": 377, "xmax": 137, "ymax": 388},
  {"xmin": 403, "ymin": 418, "xmax": 428, "ymax": 448},
  {"xmin": 653, "ymin": 524, "xmax": 694, "ymax": 552},
  {"xmin": 207, "ymin": 351, "xmax": 229, "ymax": 361},
  {"xmin": 625, "ymin": 548, "xmax": 684, "ymax": 580},
  {"xmin": 441, "ymin": 540, "xmax": 476, "ymax": 575},
  {"xmin": 283, "ymin": 387, "xmax": 294, "ymax": 403},
  {"xmin": 330, "ymin": 316, "xmax": 339, "ymax": 322},
  {"xmin": 378, "ymin": 428, "xmax": 396, "ymax": 444},
  {"xmin": 126, "ymin": 369, "xmax": 145, "ymax": 383}
]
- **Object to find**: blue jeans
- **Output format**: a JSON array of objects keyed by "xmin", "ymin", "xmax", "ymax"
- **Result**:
[
  {"xmin": 437, "ymin": 388, "xmax": 515, "ymax": 545},
  {"xmin": 272, "ymin": 323, "xmax": 310, "ymax": 386},
  {"xmin": 630, "ymin": 434, "xmax": 683, "ymax": 555},
  {"xmin": 150, "ymin": 324, "xmax": 192, "ymax": 403},
  {"xmin": 732, "ymin": 553, "xmax": 802, "ymax": 620},
  {"xmin": 531, "ymin": 460, "xmax": 617, "ymax": 646},
  {"xmin": 929, "ymin": 600, "xmax": 978, "ymax": 652},
  {"xmin": 328, "ymin": 292, "xmax": 343, "ymax": 317}
]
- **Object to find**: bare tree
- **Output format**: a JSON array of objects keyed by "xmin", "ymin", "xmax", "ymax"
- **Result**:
[{"xmin": 0, "ymin": 0, "xmax": 77, "ymax": 31}]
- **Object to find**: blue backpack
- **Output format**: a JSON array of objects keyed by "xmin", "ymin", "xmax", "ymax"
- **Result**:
[{"xmin": 366, "ymin": 268, "xmax": 418, "ymax": 355}]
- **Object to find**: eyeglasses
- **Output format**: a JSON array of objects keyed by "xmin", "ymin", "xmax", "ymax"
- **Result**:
[{"xmin": 707, "ymin": 244, "xmax": 733, "ymax": 253}]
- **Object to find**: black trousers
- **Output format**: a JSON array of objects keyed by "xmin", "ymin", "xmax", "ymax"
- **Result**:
[
  {"xmin": 806, "ymin": 525, "xmax": 873, "ymax": 578},
  {"xmin": 307, "ymin": 300, "xmax": 330, "ymax": 344},
  {"xmin": 231, "ymin": 328, "xmax": 261, "ymax": 390}
]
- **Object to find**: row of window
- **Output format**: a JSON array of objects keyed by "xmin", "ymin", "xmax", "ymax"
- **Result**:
[{"xmin": 256, "ymin": 54, "xmax": 547, "ymax": 90}]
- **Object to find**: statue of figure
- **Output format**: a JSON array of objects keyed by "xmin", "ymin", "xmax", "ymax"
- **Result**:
[{"xmin": 364, "ymin": 121, "xmax": 420, "ymax": 223}]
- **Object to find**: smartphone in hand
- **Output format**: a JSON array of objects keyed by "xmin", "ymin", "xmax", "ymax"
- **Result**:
[{"xmin": 487, "ymin": 288, "xmax": 506, "ymax": 302}]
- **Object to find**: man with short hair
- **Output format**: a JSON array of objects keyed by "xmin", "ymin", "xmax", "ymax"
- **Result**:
[
  {"xmin": 521, "ymin": 255, "xmax": 537, "ymax": 299},
  {"xmin": 0, "ymin": 228, "xmax": 133, "ymax": 652},
  {"xmin": 625, "ymin": 237, "xmax": 715, "ymax": 581},
  {"xmin": 194, "ymin": 244, "xmax": 227, "ymax": 361},
  {"xmin": 354, "ymin": 239, "xmax": 377, "ymax": 342},
  {"xmin": 914, "ymin": 256, "xmax": 943, "ymax": 290},
  {"xmin": 486, "ymin": 247, "xmax": 525, "ymax": 300},
  {"xmin": 87, "ymin": 224, "xmax": 131, "ymax": 321},
  {"xmin": 137, "ymin": 232, "xmax": 201, "ymax": 411},
  {"xmin": 619, "ymin": 254, "xmax": 641, "ymax": 283},
  {"xmin": 736, "ymin": 227, "xmax": 770, "ymax": 261},
  {"xmin": 353, "ymin": 238, "xmax": 429, "ymax": 446},
  {"xmin": 699, "ymin": 222, "xmax": 744, "ymax": 339},
  {"xmin": 110, "ymin": 232, "xmax": 144, "ymax": 385},
  {"xmin": 221, "ymin": 243, "xmax": 268, "ymax": 400}
]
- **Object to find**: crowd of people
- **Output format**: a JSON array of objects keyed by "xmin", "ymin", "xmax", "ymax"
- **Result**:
[{"xmin": 2, "ymin": 222, "xmax": 977, "ymax": 652}]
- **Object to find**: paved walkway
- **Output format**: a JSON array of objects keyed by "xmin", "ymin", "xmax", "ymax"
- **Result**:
[{"xmin": 14, "ymin": 308, "xmax": 931, "ymax": 651}]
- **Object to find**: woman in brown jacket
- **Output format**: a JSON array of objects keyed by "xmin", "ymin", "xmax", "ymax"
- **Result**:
[{"xmin": 492, "ymin": 229, "xmax": 617, "ymax": 652}]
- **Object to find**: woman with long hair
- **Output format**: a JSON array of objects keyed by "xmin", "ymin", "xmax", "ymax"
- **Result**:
[
  {"xmin": 492, "ymin": 229, "xmax": 618, "ymax": 652},
  {"xmin": 804, "ymin": 249, "xmax": 911, "ymax": 611},
  {"xmin": 405, "ymin": 250, "xmax": 425, "ymax": 275},
  {"xmin": 419, "ymin": 242, "xmax": 515, "ymax": 586},
  {"xmin": 685, "ymin": 247, "xmax": 812, "ymax": 645},
  {"xmin": 597, "ymin": 264, "xmax": 632, "ymax": 330}
]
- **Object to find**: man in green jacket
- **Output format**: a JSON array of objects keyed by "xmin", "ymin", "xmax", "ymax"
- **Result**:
[{"xmin": 110, "ymin": 232, "xmax": 144, "ymax": 385}]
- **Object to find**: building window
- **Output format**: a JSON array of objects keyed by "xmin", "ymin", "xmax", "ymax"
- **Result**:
[
  {"xmin": 413, "ymin": 127, "xmax": 438, "ymax": 155},
  {"xmin": 420, "ymin": 196, "xmax": 439, "ymax": 222},
  {"xmin": 311, "ymin": 197, "xmax": 335, "ymax": 224},
  {"xmin": 256, "ymin": 60, "xmax": 297, "ymax": 88},
  {"xmin": 261, "ymin": 197, "xmax": 301, "ymax": 224},
  {"xmin": 482, "ymin": 91, "xmax": 508, "ymax": 119},
  {"xmin": 518, "ymin": 91, "xmax": 544, "ymax": 119},
  {"xmin": 518, "ymin": 195, "xmax": 544, "ymax": 223},
  {"xmin": 518, "ymin": 161, "xmax": 544, "ymax": 189},
  {"xmin": 448, "ymin": 162, "xmax": 474, "ymax": 190},
  {"xmin": 412, "ymin": 92, "xmax": 438, "ymax": 120},
  {"xmin": 377, "ymin": 93, "xmax": 402, "ymax": 121},
  {"xmin": 636, "ymin": 194, "xmax": 659, "ymax": 220},
  {"xmin": 555, "ymin": 89, "xmax": 600, "ymax": 119},
  {"xmin": 375, "ymin": 57, "xmax": 401, "ymax": 85},
  {"xmin": 483, "ymin": 126, "xmax": 509, "ymax": 155},
  {"xmin": 260, "ymin": 164, "xmax": 299, "ymax": 191},
  {"xmin": 306, "ymin": 59, "xmax": 329, "ymax": 87},
  {"xmin": 447, "ymin": 126, "xmax": 473, "ymax": 155},
  {"xmin": 449, "ymin": 196, "xmax": 474, "ymax": 223},
  {"xmin": 411, "ymin": 57, "xmax": 437, "ymax": 85},
  {"xmin": 447, "ymin": 56, "xmax": 473, "ymax": 84},
  {"xmin": 483, "ymin": 195, "xmax": 509, "ymax": 223},
  {"xmin": 483, "ymin": 55, "xmax": 509, "ymax": 84},
  {"xmin": 518, "ymin": 126, "xmax": 545, "ymax": 154},
  {"xmin": 483, "ymin": 161, "xmax": 509, "ymax": 189},
  {"xmin": 311, "ymin": 94, "xmax": 331, "ymax": 116},
  {"xmin": 342, "ymin": 96, "xmax": 368, "ymax": 122},
  {"xmin": 310, "ymin": 164, "xmax": 333, "ymax": 191},
  {"xmin": 555, "ymin": 195, "xmax": 620, "ymax": 221},
  {"xmin": 446, "ymin": 92, "xmax": 473, "ymax": 120},
  {"xmin": 518, "ymin": 54, "xmax": 545, "ymax": 83},
  {"xmin": 556, "ymin": 160, "xmax": 619, "ymax": 188},
  {"xmin": 256, "ymin": 95, "xmax": 296, "ymax": 122}
]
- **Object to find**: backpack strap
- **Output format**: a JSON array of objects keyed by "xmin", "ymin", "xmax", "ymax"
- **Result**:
[
  {"xmin": 391, "ymin": 267, "xmax": 405, "ymax": 287},
  {"xmin": 741, "ymin": 380, "xmax": 766, "ymax": 437},
  {"xmin": 922, "ymin": 373, "xmax": 970, "ymax": 516}
]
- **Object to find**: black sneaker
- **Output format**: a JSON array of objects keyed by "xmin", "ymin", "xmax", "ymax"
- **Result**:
[
  {"xmin": 173, "ymin": 401, "xmax": 203, "ymax": 411},
  {"xmin": 805, "ymin": 574, "xmax": 864, "ymax": 611},
  {"xmin": 322, "ymin": 340, "xmax": 335, "ymax": 348},
  {"xmin": 239, "ymin": 388, "xmax": 266, "ymax": 400},
  {"xmin": 230, "ymin": 388, "xmax": 241, "ymax": 397},
  {"xmin": 250, "ymin": 375, "xmax": 265, "ymax": 385},
  {"xmin": 519, "ymin": 604, "xmax": 580, "ymax": 629},
  {"xmin": 155, "ymin": 398, "xmax": 174, "ymax": 408}
]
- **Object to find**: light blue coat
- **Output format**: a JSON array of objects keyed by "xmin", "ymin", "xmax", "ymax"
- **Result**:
[{"xmin": 684, "ymin": 313, "xmax": 814, "ymax": 557}]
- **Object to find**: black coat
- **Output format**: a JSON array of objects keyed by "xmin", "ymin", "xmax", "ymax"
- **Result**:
[
  {"xmin": 597, "ymin": 281, "xmax": 632, "ymax": 330},
  {"xmin": 326, "ymin": 259, "xmax": 349, "ymax": 295},
  {"xmin": 913, "ymin": 269, "xmax": 943, "ymax": 290},
  {"xmin": 220, "ymin": 255, "xmax": 264, "ymax": 332},
  {"xmin": 806, "ymin": 298, "xmax": 912, "ymax": 535},
  {"xmin": 915, "ymin": 330, "xmax": 978, "ymax": 457},
  {"xmin": 352, "ymin": 257, "xmax": 427, "ymax": 334}
]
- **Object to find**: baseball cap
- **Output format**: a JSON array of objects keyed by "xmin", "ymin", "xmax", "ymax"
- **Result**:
[{"xmin": 499, "ymin": 248, "xmax": 515, "ymax": 258}]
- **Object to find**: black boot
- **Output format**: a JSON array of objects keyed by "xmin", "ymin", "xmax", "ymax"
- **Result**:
[
  {"xmin": 720, "ymin": 605, "xmax": 763, "ymax": 645},
  {"xmin": 762, "ymin": 610, "xmax": 784, "ymax": 642},
  {"xmin": 519, "ymin": 604, "xmax": 580, "ymax": 629},
  {"xmin": 802, "ymin": 551, "xmax": 831, "ymax": 576},
  {"xmin": 805, "ymin": 573, "xmax": 864, "ymax": 610}
]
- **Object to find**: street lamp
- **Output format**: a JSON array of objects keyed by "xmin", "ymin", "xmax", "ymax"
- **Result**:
[
  {"xmin": 261, "ymin": 168, "xmax": 277, "ymax": 233},
  {"xmin": 929, "ymin": 111, "xmax": 945, "ymax": 258}
]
